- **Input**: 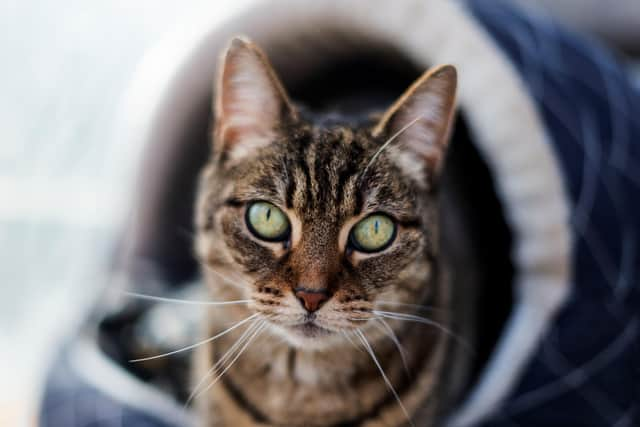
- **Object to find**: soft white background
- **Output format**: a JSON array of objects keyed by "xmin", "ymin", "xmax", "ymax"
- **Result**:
[{"xmin": 0, "ymin": 1, "xmax": 221, "ymax": 424}]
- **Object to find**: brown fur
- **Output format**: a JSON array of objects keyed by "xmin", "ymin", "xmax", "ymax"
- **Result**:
[{"xmin": 193, "ymin": 37, "xmax": 471, "ymax": 427}]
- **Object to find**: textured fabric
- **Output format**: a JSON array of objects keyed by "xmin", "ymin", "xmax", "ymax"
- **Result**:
[
  {"xmin": 41, "ymin": 349, "xmax": 182, "ymax": 427},
  {"xmin": 39, "ymin": 1, "xmax": 640, "ymax": 426},
  {"xmin": 468, "ymin": 1, "xmax": 640, "ymax": 426}
]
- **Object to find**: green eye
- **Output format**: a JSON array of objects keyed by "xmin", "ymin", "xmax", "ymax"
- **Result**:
[
  {"xmin": 350, "ymin": 214, "xmax": 396, "ymax": 253},
  {"xmin": 246, "ymin": 202, "xmax": 290, "ymax": 241}
]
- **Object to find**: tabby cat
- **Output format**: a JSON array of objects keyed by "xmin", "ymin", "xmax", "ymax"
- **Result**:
[{"xmin": 193, "ymin": 37, "xmax": 477, "ymax": 427}]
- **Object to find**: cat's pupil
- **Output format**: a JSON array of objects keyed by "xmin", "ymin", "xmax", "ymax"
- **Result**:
[
  {"xmin": 374, "ymin": 219, "xmax": 379, "ymax": 234},
  {"xmin": 266, "ymin": 208, "xmax": 271, "ymax": 221}
]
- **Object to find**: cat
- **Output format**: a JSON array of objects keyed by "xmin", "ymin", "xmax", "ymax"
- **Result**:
[{"xmin": 192, "ymin": 36, "xmax": 478, "ymax": 427}]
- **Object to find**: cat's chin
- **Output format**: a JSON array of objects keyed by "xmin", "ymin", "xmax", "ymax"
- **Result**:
[
  {"xmin": 268, "ymin": 321, "xmax": 344, "ymax": 350},
  {"xmin": 289, "ymin": 322, "xmax": 332, "ymax": 339}
]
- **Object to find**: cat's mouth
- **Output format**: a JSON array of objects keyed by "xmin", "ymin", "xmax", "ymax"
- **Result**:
[{"xmin": 289, "ymin": 318, "xmax": 333, "ymax": 338}]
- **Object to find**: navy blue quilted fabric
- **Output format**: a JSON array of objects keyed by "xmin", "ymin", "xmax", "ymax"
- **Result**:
[{"xmin": 468, "ymin": 1, "xmax": 640, "ymax": 426}]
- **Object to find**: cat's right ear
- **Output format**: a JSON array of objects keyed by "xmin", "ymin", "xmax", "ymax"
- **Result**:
[
  {"xmin": 373, "ymin": 65, "xmax": 457, "ymax": 186},
  {"xmin": 212, "ymin": 37, "xmax": 297, "ymax": 163}
]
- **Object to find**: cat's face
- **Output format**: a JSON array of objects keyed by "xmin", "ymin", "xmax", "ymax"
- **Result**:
[{"xmin": 196, "ymin": 38, "xmax": 456, "ymax": 350}]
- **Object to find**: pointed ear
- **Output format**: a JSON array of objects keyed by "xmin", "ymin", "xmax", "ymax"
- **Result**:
[
  {"xmin": 213, "ymin": 37, "xmax": 297, "ymax": 162},
  {"xmin": 373, "ymin": 65, "xmax": 457, "ymax": 181}
]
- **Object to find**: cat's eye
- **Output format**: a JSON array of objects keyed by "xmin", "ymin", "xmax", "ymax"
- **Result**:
[
  {"xmin": 246, "ymin": 201, "xmax": 290, "ymax": 242},
  {"xmin": 349, "ymin": 214, "xmax": 396, "ymax": 253}
]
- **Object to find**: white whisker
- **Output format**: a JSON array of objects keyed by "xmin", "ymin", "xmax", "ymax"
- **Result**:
[
  {"xmin": 340, "ymin": 330, "xmax": 364, "ymax": 353},
  {"xmin": 376, "ymin": 318, "xmax": 410, "ymax": 377},
  {"xmin": 129, "ymin": 313, "xmax": 259, "ymax": 363},
  {"xmin": 355, "ymin": 329, "xmax": 414, "ymax": 427},
  {"xmin": 122, "ymin": 291, "xmax": 251, "ymax": 306},
  {"xmin": 348, "ymin": 315, "xmax": 381, "ymax": 322},
  {"xmin": 360, "ymin": 115, "xmax": 423, "ymax": 183},
  {"xmin": 186, "ymin": 319, "xmax": 261, "ymax": 406},
  {"xmin": 192, "ymin": 321, "xmax": 267, "ymax": 403},
  {"xmin": 373, "ymin": 310, "xmax": 472, "ymax": 352}
]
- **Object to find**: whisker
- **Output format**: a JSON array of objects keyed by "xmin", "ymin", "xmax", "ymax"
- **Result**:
[
  {"xmin": 359, "ymin": 115, "xmax": 423, "ymax": 186},
  {"xmin": 186, "ymin": 319, "xmax": 261, "ymax": 406},
  {"xmin": 129, "ymin": 313, "xmax": 259, "ymax": 363},
  {"xmin": 261, "ymin": 314, "xmax": 306, "ymax": 327},
  {"xmin": 122, "ymin": 291, "xmax": 251, "ymax": 307},
  {"xmin": 376, "ymin": 318, "xmax": 410, "ymax": 377},
  {"xmin": 355, "ymin": 329, "xmax": 415, "ymax": 427},
  {"xmin": 348, "ymin": 315, "xmax": 383, "ymax": 323},
  {"xmin": 373, "ymin": 310, "xmax": 472, "ymax": 352},
  {"xmin": 340, "ymin": 330, "xmax": 365, "ymax": 354},
  {"xmin": 192, "ymin": 321, "xmax": 267, "ymax": 403}
]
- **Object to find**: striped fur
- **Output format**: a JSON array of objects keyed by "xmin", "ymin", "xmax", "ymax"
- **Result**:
[{"xmin": 193, "ymin": 38, "xmax": 467, "ymax": 427}]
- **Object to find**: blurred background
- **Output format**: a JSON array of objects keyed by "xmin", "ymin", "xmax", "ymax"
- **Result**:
[
  {"xmin": 0, "ymin": 1, "xmax": 236, "ymax": 424},
  {"xmin": 0, "ymin": 1, "xmax": 638, "ymax": 426}
]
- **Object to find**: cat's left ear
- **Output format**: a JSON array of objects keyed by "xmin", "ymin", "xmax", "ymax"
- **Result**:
[
  {"xmin": 213, "ymin": 37, "xmax": 297, "ymax": 163},
  {"xmin": 373, "ymin": 65, "xmax": 457, "ymax": 183}
]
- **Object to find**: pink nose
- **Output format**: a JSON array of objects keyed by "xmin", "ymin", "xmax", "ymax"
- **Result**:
[{"xmin": 294, "ymin": 288, "xmax": 329, "ymax": 312}]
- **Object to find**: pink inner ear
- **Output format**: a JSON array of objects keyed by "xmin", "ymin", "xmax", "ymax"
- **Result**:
[
  {"xmin": 395, "ymin": 94, "xmax": 447, "ymax": 153},
  {"xmin": 215, "ymin": 42, "xmax": 290, "ymax": 161},
  {"xmin": 384, "ymin": 69, "xmax": 457, "ymax": 173}
]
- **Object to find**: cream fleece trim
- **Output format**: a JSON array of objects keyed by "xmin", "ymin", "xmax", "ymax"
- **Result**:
[{"xmin": 70, "ymin": 336, "xmax": 196, "ymax": 426}]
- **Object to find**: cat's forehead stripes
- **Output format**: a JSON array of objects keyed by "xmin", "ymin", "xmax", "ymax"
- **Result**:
[
  {"xmin": 280, "ymin": 127, "xmax": 404, "ymax": 222},
  {"xmin": 222, "ymin": 124, "xmax": 424, "ymax": 230}
]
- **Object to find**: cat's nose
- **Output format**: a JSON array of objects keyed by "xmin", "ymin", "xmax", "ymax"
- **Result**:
[{"xmin": 294, "ymin": 287, "xmax": 330, "ymax": 313}]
